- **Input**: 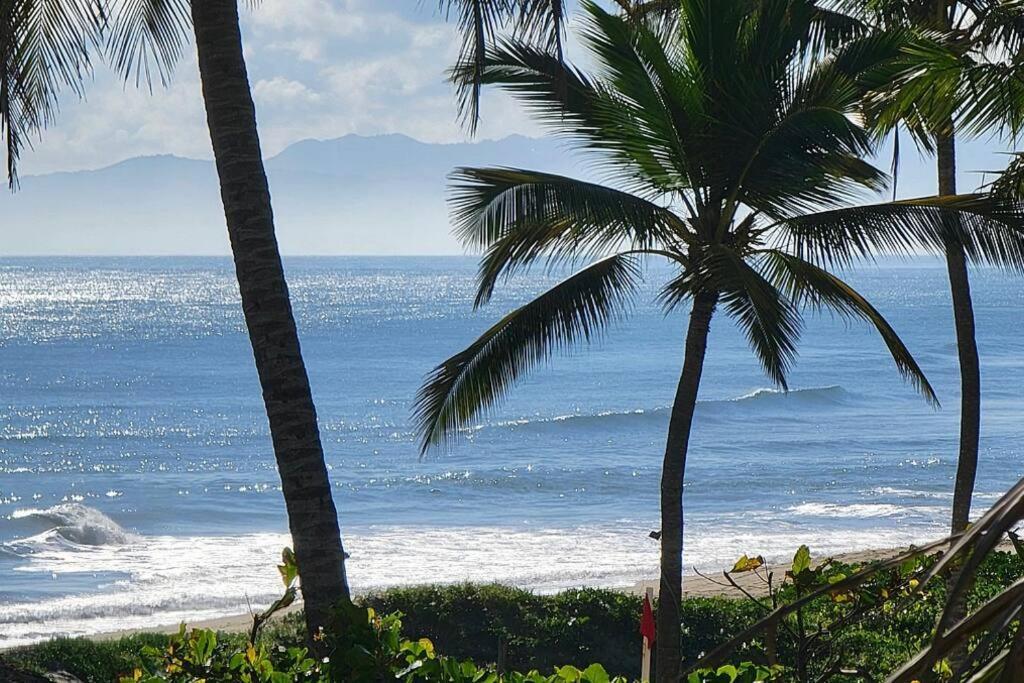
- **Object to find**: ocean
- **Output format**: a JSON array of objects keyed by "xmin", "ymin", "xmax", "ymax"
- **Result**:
[{"xmin": 1, "ymin": 256, "xmax": 1021, "ymax": 647}]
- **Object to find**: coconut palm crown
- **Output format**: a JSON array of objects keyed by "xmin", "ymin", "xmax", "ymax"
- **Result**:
[{"xmin": 414, "ymin": 1, "xmax": 1024, "ymax": 679}]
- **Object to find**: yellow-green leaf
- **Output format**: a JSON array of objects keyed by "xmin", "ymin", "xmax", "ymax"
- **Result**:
[{"xmin": 731, "ymin": 554, "xmax": 765, "ymax": 573}]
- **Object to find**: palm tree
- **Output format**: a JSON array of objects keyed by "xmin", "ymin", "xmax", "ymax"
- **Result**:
[
  {"xmin": 842, "ymin": 0, "xmax": 1024, "ymax": 536},
  {"xmin": 414, "ymin": 2, "xmax": 1024, "ymax": 680},
  {"xmin": 190, "ymin": 0, "xmax": 352, "ymax": 636},
  {"xmin": 1, "ymin": 0, "xmax": 352, "ymax": 637}
]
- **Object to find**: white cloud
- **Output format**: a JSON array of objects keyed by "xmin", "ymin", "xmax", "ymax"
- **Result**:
[
  {"xmin": 253, "ymin": 77, "xmax": 323, "ymax": 108},
  {"xmin": 250, "ymin": 0, "xmax": 369, "ymax": 37}
]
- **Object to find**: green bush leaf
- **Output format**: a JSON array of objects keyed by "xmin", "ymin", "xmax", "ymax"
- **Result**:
[{"xmin": 791, "ymin": 545, "xmax": 811, "ymax": 576}]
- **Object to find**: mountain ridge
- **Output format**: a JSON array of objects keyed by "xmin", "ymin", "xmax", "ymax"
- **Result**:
[{"xmin": 3, "ymin": 134, "xmax": 574, "ymax": 256}]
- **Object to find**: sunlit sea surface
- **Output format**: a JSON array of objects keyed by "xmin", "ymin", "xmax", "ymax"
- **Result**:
[{"xmin": 1, "ymin": 256, "xmax": 1022, "ymax": 646}]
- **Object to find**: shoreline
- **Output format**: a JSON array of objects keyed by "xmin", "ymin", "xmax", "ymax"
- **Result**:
[{"xmin": 81, "ymin": 542, "xmax": 944, "ymax": 644}]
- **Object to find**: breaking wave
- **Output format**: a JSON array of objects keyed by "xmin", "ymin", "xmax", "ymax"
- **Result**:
[
  {"xmin": 787, "ymin": 502, "xmax": 942, "ymax": 520},
  {"xmin": 6, "ymin": 504, "xmax": 137, "ymax": 549}
]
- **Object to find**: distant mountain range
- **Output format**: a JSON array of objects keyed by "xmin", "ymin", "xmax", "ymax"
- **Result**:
[
  {"xmin": 1, "ymin": 131, "xmax": 1006, "ymax": 256},
  {"xmin": 1, "ymin": 134, "xmax": 578, "ymax": 256}
]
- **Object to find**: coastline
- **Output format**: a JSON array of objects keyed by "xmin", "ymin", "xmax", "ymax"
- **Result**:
[{"xmin": 85, "ymin": 542, "xmax": 943, "ymax": 644}]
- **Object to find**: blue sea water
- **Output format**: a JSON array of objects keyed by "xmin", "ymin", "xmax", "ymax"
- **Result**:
[{"xmin": 1, "ymin": 256, "xmax": 1022, "ymax": 646}]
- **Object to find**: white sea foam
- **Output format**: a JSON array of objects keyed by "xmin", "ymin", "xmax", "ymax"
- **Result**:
[
  {"xmin": 0, "ymin": 505, "xmax": 946, "ymax": 648},
  {"xmin": 786, "ymin": 502, "xmax": 942, "ymax": 519},
  {"xmin": 868, "ymin": 487, "xmax": 953, "ymax": 500}
]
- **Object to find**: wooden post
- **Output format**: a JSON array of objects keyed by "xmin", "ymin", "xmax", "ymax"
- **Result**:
[{"xmin": 641, "ymin": 587, "xmax": 654, "ymax": 682}]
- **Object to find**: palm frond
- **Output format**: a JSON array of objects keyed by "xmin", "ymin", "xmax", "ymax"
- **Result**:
[
  {"xmin": 703, "ymin": 248, "xmax": 802, "ymax": 389},
  {"xmin": 697, "ymin": 3, "xmax": 903, "ymax": 218},
  {"xmin": 442, "ymin": 0, "xmax": 567, "ymax": 131},
  {"xmin": 967, "ymin": 0, "xmax": 1024, "ymax": 54},
  {"xmin": 0, "ymin": 0, "xmax": 103, "ymax": 186},
  {"xmin": 761, "ymin": 249, "xmax": 938, "ymax": 406},
  {"xmin": 442, "ymin": 0, "xmax": 505, "ymax": 131},
  {"xmin": 450, "ymin": 166, "xmax": 689, "ymax": 305},
  {"xmin": 862, "ymin": 29, "xmax": 959, "ymax": 139},
  {"xmin": 991, "ymin": 151, "xmax": 1024, "ymax": 199},
  {"xmin": 886, "ymin": 476, "xmax": 1024, "ymax": 683},
  {"xmin": 806, "ymin": 4, "xmax": 870, "ymax": 51},
  {"xmin": 956, "ymin": 60, "xmax": 1024, "ymax": 139},
  {"xmin": 513, "ymin": 0, "xmax": 566, "ymax": 57},
  {"xmin": 107, "ymin": 0, "xmax": 190, "ymax": 87},
  {"xmin": 779, "ymin": 194, "xmax": 1024, "ymax": 273},
  {"xmin": 577, "ymin": 1, "xmax": 703, "ymax": 192},
  {"xmin": 413, "ymin": 253, "xmax": 641, "ymax": 453},
  {"xmin": 450, "ymin": 3, "xmax": 699, "ymax": 193},
  {"xmin": 622, "ymin": 0, "xmax": 680, "ymax": 28}
]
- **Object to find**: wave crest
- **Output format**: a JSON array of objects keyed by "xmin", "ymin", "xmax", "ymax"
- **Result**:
[
  {"xmin": 726, "ymin": 385, "xmax": 847, "ymax": 405},
  {"xmin": 8, "ymin": 504, "xmax": 136, "ymax": 547},
  {"xmin": 786, "ymin": 502, "xmax": 940, "ymax": 519},
  {"xmin": 470, "ymin": 385, "xmax": 849, "ymax": 436}
]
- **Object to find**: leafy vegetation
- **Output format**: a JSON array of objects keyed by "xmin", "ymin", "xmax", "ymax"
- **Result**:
[{"xmin": 695, "ymin": 480, "xmax": 1024, "ymax": 682}]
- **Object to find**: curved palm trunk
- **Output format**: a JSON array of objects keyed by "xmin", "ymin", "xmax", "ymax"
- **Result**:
[
  {"xmin": 936, "ymin": 132, "xmax": 981, "ymax": 535},
  {"xmin": 190, "ymin": 0, "xmax": 351, "ymax": 636},
  {"xmin": 655, "ymin": 290, "xmax": 717, "ymax": 683}
]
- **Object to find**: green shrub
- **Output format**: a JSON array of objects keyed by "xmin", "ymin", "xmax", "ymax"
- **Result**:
[
  {"xmin": 119, "ymin": 624, "xmax": 324, "ymax": 683},
  {"xmin": 363, "ymin": 585, "xmax": 763, "ymax": 678},
  {"xmin": 5, "ymin": 633, "xmax": 171, "ymax": 682},
  {"xmin": 118, "ymin": 608, "xmax": 632, "ymax": 683}
]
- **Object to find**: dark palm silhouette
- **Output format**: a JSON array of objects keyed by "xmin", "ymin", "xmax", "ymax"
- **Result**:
[
  {"xmin": 844, "ymin": 0, "xmax": 1024, "ymax": 536},
  {"xmin": 1, "ymin": 0, "xmax": 352, "ymax": 637},
  {"xmin": 417, "ymin": 2, "xmax": 1024, "ymax": 680}
]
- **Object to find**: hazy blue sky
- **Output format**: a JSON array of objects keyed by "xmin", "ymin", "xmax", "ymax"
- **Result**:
[
  {"xmin": 17, "ymin": 0, "xmax": 545, "ymax": 176},
  {"xmin": 11, "ymin": 0, "xmax": 1014, "ymax": 182},
  {"xmin": 3, "ymin": 0, "xmax": 1018, "ymax": 256}
]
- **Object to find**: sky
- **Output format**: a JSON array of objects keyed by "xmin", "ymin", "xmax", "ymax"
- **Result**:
[
  {"xmin": 16, "ymin": 0, "xmax": 544, "ymax": 176},
  {"xmin": 12, "ymin": 0, "xmax": 1013, "ymax": 180},
  {"xmin": 3, "ymin": 0, "xmax": 1019, "ymax": 256}
]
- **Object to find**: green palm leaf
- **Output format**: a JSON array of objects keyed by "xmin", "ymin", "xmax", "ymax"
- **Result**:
[
  {"xmin": 779, "ymin": 194, "xmax": 1024, "ymax": 272},
  {"xmin": 450, "ymin": 13, "xmax": 696, "ymax": 192},
  {"xmin": 970, "ymin": 0, "xmax": 1024, "ymax": 52},
  {"xmin": 761, "ymin": 249, "xmax": 939, "ymax": 406},
  {"xmin": 992, "ymin": 151, "xmax": 1024, "ymax": 199},
  {"xmin": 450, "ymin": 167, "xmax": 690, "ymax": 305},
  {"xmin": 107, "ymin": 0, "xmax": 190, "ymax": 86},
  {"xmin": 956, "ymin": 60, "xmax": 1024, "ymax": 138},
  {"xmin": 414, "ymin": 253, "xmax": 641, "ymax": 452},
  {"xmin": 443, "ymin": 0, "xmax": 567, "ymax": 130},
  {"xmin": 703, "ymin": 248, "xmax": 802, "ymax": 389},
  {"xmin": 0, "ymin": 0, "xmax": 102, "ymax": 185}
]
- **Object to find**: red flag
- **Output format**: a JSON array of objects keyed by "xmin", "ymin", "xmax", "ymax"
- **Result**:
[{"xmin": 640, "ymin": 594, "xmax": 656, "ymax": 644}]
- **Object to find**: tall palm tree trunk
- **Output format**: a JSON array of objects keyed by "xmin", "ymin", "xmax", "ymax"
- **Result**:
[
  {"xmin": 191, "ymin": 0, "xmax": 351, "ymax": 636},
  {"xmin": 656, "ymin": 290, "xmax": 718, "ymax": 683},
  {"xmin": 936, "ymin": 119, "xmax": 978, "ymax": 675},
  {"xmin": 936, "ymin": 131, "xmax": 981, "ymax": 535}
]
